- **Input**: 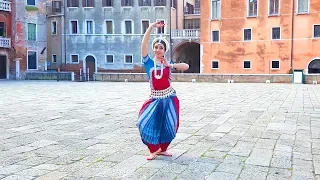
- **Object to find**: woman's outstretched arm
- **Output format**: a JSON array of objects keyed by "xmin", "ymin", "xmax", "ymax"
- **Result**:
[
  {"xmin": 141, "ymin": 22, "xmax": 163, "ymax": 57},
  {"xmin": 171, "ymin": 63, "xmax": 189, "ymax": 71}
]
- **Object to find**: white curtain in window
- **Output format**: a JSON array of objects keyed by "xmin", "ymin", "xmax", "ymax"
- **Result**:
[
  {"xmin": 87, "ymin": 21, "xmax": 93, "ymax": 34},
  {"xmin": 298, "ymin": 0, "xmax": 308, "ymax": 13},
  {"xmin": 211, "ymin": 0, "xmax": 220, "ymax": 19}
]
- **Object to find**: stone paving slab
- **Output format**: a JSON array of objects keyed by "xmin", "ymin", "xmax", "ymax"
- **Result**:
[{"xmin": 1, "ymin": 81, "xmax": 320, "ymax": 179}]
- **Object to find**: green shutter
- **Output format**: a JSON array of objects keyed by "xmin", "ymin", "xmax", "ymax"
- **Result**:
[{"xmin": 28, "ymin": 23, "xmax": 36, "ymax": 41}]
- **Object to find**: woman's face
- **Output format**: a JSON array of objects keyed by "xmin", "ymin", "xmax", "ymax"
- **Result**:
[{"xmin": 153, "ymin": 43, "xmax": 165, "ymax": 58}]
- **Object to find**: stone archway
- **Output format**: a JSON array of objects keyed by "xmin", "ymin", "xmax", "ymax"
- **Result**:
[
  {"xmin": 173, "ymin": 41, "xmax": 200, "ymax": 73},
  {"xmin": 0, "ymin": 55, "xmax": 6, "ymax": 79},
  {"xmin": 308, "ymin": 58, "xmax": 320, "ymax": 74},
  {"xmin": 85, "ymin": 55, "xmax": 96, "ymax": 80}
]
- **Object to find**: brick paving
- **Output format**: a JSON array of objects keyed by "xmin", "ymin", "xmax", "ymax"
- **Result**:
[{"xmin": 0, "ymin": 80, "xmax": 320, "ymax": 180}]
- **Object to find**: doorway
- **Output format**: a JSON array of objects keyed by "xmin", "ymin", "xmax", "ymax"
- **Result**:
[
  {"xmin": 308, "ymin": 58, "xmax": 320, "ymax": 74},
  {"xmin": 0, "ymin": 55, "xmax": 7, "ymax": 79},
  {"xmin": 173, "ymin": 42, "xmax": 200, "ymax": 73},
  {"xmin": 85, "ymin": 55, "xmax": 96, "ymax": 81}
]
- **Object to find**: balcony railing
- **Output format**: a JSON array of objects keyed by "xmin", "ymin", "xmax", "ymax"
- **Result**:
[
  {"xmin": 184, "ymin": 8, "xmax": 200, "ymax": 15},
  {"xmin": 0, "ymin": 0, "xmax": 10, "ymax": 12},
  {"xmin": 171, "ymin": 29, "xmax": 200, "ymax": 39},
  {"xmin": 0, "ymin": 37, "xmax": 11, "ymax": 48}
]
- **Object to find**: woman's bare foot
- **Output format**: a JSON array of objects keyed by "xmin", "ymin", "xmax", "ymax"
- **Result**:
[
  {"xmin": 146, "ymin": 149, "xmax": 161, "ymax": 160},
  {"xmin": 157, "ymin": 151, "xmax": 172, "ymax": 156}
]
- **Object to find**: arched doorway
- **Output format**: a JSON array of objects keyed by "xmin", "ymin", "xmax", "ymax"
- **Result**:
[
  {"xmin": 173, "ymin": 41, "xmax": 200, "ymax": 73},
  {"xmin": 308, "ymin": 58, "xmax": 320, "ymax": 74},
  {"xmin": 0, "ymin": 55, "xmax": 7, "ymax": 79},
  {"xmin": 85, "ymin": 55, "xmax": 96, "ymax": 81}
]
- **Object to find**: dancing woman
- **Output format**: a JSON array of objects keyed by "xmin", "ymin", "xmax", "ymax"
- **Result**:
[{"xmin": 137, "ymin": 21, "xmax": 189, "ymax": 160}]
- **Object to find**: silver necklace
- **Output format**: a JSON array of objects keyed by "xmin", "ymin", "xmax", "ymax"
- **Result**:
[{"xmin": 154, "ymin": 59, "xmax": 163, "ymax": 79}]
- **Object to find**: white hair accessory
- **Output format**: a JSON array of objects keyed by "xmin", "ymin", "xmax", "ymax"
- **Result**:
[{"xmin": 151, "ymin": 36, "xmax": 170, "ymax": 53}]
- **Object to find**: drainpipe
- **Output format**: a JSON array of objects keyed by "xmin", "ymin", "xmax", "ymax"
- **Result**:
[
  {"xmin": 290, "ymin": 0, "xmax": 294, "ymax": 70},
  {"xmin": 170, "ymin": 0, "xmax": 172, "ymax": 60},
  {"xmin": 63, "ymin": 0, "xmax": 67, "ymax": 65}
]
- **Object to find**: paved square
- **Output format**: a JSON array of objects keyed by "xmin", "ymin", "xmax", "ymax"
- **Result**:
[{"xmin": 1, "ymin": 81, "xmax": 320, "ymax": 180}]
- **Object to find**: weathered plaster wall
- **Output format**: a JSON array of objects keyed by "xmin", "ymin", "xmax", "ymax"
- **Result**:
[
  {"xmin": 64, "ymin": 1, "xmax": 171, "ymax": 73},
  {"xmin": 11, "ymin": 0, "xmax": 47, "ymax": 79},
  {"xmin": 201, "ymin": 0, "xmax": 320, "ymax": 74}
]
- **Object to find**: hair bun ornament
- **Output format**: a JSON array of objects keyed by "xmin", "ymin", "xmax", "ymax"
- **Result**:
[{"xmin": 152, "ymin": 36, "xmax": 170, "ymax": 53}]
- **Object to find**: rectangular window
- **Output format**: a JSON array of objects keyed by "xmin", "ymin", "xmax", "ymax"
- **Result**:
[
  {"xmin": 243, "ymin": 61, "xmax": 251, "ymax": 69},
  {"xmin": 125, "ymin": 20, "xmax": 132, "ymax": 34},
  {"xmin": 171, "ymin": 0, "xmax": 177, "ymax": 8},
  {"xmin": 106, "ymin": 55, "xmax": 113, "ymax": 63},
  {"xmin": 83, "ymin": 0, "xmax": 94, "ymax": 7},
  {"xmin": 27, "ymin": 51, "xmax": 37, "ymax": 70},
  {"xmin": 27, "ymin": 0, "xmax": 35, "ymax": 5},
  {"xmin": 105, "ymin": 21, "xmax": 113, "ymax": 34},
  {"xmin": 157, "ymin": 20, "xmax": 165, "ymax": 34},
  {"xmin": 121, "ymin": 0, "xmax": 133, "ymax": 6},
  {"xmin": 51, "ymin": 21, "xmax": 57, "ymax": 35},
  {"xmin": 71, "ymin": 54, "xmax": 79, "ymax": 63},
  {"xmin": 212, "ymin": 31, "xmax": 219, "ymax": 42},
  {"xmin": 248, "ymin": 0, "xmax": 258, "ymax": 17},
  {"xmin": 271, "ymin": 60, "xmax": 280, "ymax": 69},
  {"xmin": 154, "ymin": 0, "xmax": 166, "ymax": 6},
  {"xmin": 86, "ymin": 20, "xmax": 93, "ymax": 34},
  {"xmin": 184, "ymin": 19, "xmax": 200, "ymax": 29},
  {"xmin": 52, "ymin": 54, "xmax": 57, "ymax": 63},
  {"xmin": 67, "ymin": 0, "xmax": 79, "ymax": 7},
  {"xmin": 297, "ymin": 0, "xmax": 308, "ymax": 13},
  {"xmin": 139, "ymin": 0, "xmax": 151, "ymax": 6},
  {"xmin": 244, "ymin": 29, "xmax": 252, "ymax": 41},
  {"xmin": 211, "ymin": 61, "xmax": 219, "ymax": 69},
  {"xmin": 314, "ymin": 25, "xmax": 320, "ymax": 38},
  {"xmin": 0, "ymin": 22, "xmax": 6, "ymax": 37},
  {"xmin": 272, "ymin": 27, "xmax": 280, "ymax": 40},
  {"xmin": 28, "ymin": 23, "xmax": 36, "ymax": 41},
  {"xmin": 102, "ymin": 0, "xmax": 113, "ymax": 6},
  {"xmin": 70, "ymin": 21, "xmax": 77, "ymax": 34},
  {"xmin": 125, "ymin": 55, "xmax": 133, "ymax": 63},
  {"xmin": 52, "ymin": 1, "xmax": 62, "ymax": 13},
  {"xmin": 184, "ymin": 2, "xmax": 194, "ymax": 14},
  {"xmin": 211, "ymin": 0, "xmax": 220, "ymax": 19},
  {"xmin": 141, "ymin": 21, "xmax": 149, "ymax": 34},
  {"xmin": 269, "ymin": 0, "xmax": 279, "ymax": 15}
]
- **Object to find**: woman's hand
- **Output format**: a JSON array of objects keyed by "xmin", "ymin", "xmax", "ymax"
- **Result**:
[
  {"xmin": 159, "ymin": 57, "xmax": 170, "ymax": 67},
  {"xmin": 151, "ymin": 21, "xmax": 165, "ymax": 28}
]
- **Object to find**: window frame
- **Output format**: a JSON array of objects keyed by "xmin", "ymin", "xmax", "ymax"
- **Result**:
[
  {"xmin": 211, "ymin": 30, "xmax": 220, "ymax": 43},
  {"xmin": 243, "ymin": 28, "xmax": 252, "ymax": 41},
  {"xmin": 211, "ymin": 60, "xmax": 219, "ymax": 69},
  {"xmin": 124, "ymin": 54, "xmax": 133, "ymax": 64},
  {"xmin": 211, "ymin": 0, "xmax": 221, "ymax": 20},
  {"xmin": 70, "ymin": 54, "xmax": 79, "ymax": 63},
  {"xmin": 27, "ymin": 50, "xmax": 38, "ymax": 70},
  {"xmin": 270, "ymin": 60, "xmax": 280, "ymax": 70},
  {"xmin": 271, "ymin": 27, "xmax": 281, "ymax": 40}
]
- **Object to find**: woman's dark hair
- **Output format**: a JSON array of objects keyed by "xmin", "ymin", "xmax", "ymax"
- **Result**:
[{"xmin": 153, "ymin": 40, "xmax": 167, "ymax": 51}]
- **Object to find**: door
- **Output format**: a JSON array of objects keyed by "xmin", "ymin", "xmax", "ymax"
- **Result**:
[
  {"xmin": 85, "ymin": 55, "xmax": 95, "ymax": 81},
  {"xmin": 0, "ymin": 55, "xmax": 6, "ymax": 79}
]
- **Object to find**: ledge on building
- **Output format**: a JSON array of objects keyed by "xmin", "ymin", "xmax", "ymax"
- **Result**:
[
  {"xmin": 93, "ymin": 73, "xmax": 320, "ymax": 84},
  {"xmin": 24, "ymin": 71, "xmax": 75, "ymax": 81}
]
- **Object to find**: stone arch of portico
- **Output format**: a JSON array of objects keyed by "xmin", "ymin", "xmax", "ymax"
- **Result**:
[{"xmin": 306, "ymin": 57, "xmax": 320, "ymax": 74}]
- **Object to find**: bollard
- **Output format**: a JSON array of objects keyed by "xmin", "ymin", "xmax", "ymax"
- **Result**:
[{"xmin": 87, "ymin": 68, "xmax": 89, "ymax": 81}]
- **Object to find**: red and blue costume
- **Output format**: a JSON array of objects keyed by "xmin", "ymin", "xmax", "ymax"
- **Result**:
[{"xmin": 137, "ymin": 54, "xmax": 180, "ymax": 153}]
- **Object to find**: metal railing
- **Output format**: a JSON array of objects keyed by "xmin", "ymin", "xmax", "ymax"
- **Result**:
[{"xmin": 185, "ymin": 8, "xmax": 200, "ymax": 15}]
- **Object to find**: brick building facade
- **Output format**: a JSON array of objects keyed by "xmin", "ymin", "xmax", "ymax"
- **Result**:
[{"xmin": 201, "ymin": 0, "xmax": 320, "ymax": 74}]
